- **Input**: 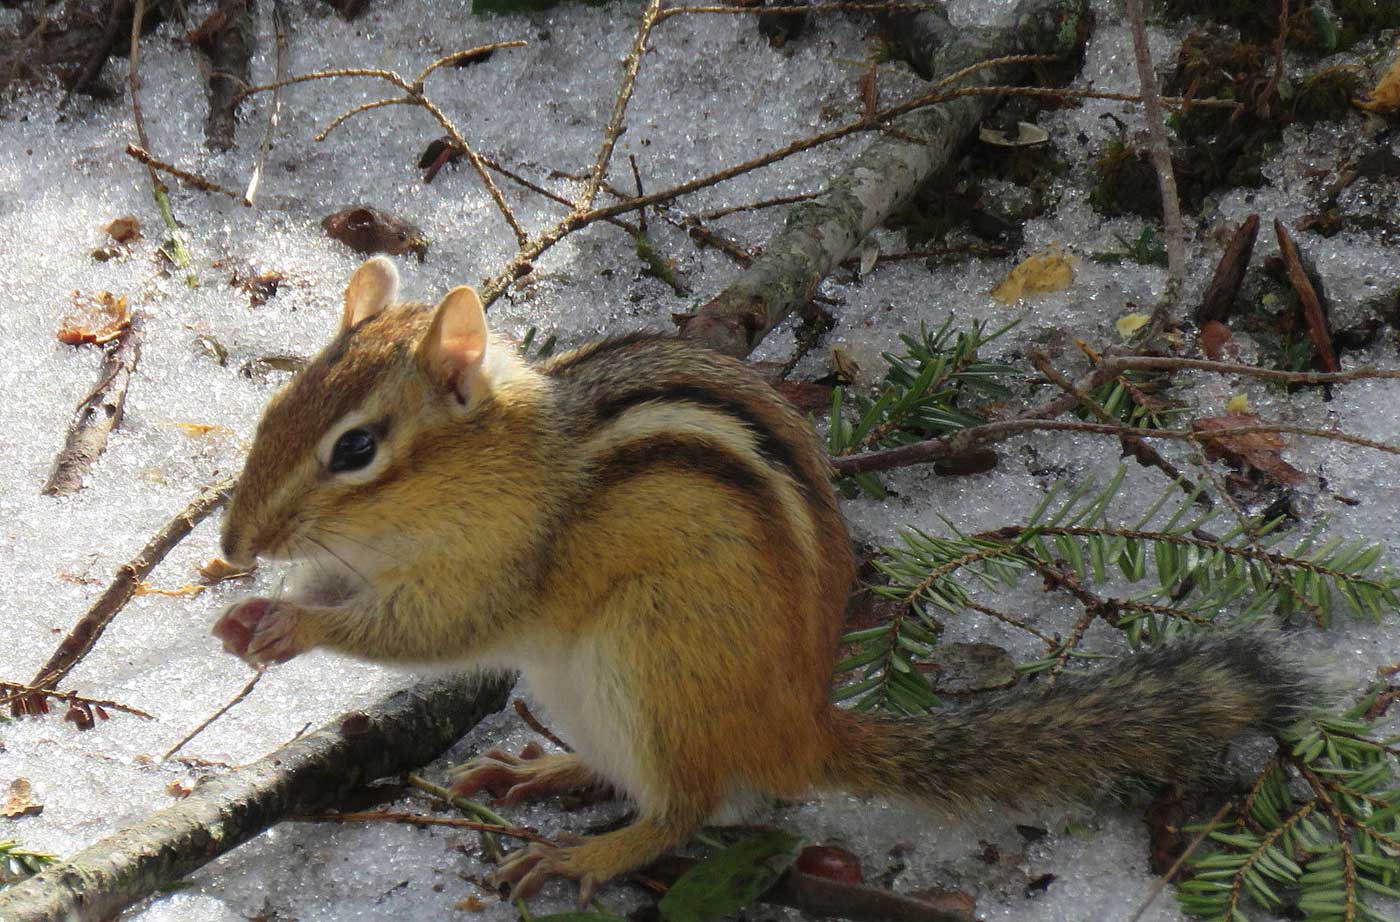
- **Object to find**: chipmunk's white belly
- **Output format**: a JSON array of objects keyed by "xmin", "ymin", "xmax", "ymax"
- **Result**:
[{"xmin": 515, "ymin": 636, "xmax": 658, "ymax": 812}]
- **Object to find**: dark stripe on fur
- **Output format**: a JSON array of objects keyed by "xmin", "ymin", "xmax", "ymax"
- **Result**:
[
  {"xmin": 589, "ymin": 433, "xmax": 772, "ymax": 504},
  {"xmin": 543, "ymin": 331, "xmax": 665, "ymax": 375},
  {"xmin": 591, "ymin": 384, "xmax": 824, "ymax": 499}
]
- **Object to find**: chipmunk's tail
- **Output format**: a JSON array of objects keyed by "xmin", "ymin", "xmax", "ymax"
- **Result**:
[{"xmin": 827, "ymin": 632, "xmax": 1319, "ymax": 806}]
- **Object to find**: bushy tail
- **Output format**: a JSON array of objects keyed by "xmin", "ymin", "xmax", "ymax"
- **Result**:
[{"xmin": 828, "ymin": 633, "xmax": 1318, "ymax": 806}]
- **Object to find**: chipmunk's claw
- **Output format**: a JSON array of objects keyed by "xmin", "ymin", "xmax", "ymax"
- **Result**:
[{"xmin": 491, "ymin": 841, "xmax": 597, "ymax": 906}]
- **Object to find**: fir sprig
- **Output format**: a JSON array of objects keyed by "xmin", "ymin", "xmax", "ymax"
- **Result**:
[
  {"xmin": 1178, "ymin": 692, "xmax": 1400, "ymax": 922},
  {"xmin": 0, "ymin": 840, "xmax": 58, "ymax": 888},
  {"xmin": 834, "ymin": 471, "xmax": 1400, "ymax": 710},
  {"xmin": 828, "ymin": 318, "xmax": 1020, "ymax": 497}
]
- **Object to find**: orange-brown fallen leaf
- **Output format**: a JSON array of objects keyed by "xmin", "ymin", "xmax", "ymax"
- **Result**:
[
  {"xmin": 991, "ymin": 246, "xmax": 1075, "ymax": 304},
  {"xmin": 57, "ymin": 291, "xmax": 130, "ymax": 345},
  {"xmin": 170, "ymin": 422, "xmax": 235, "ymax": 439},
  {"xmin": 2, "ymin": 778, "xmax": 43, "ymax": 818},
  {"xmin": 135, "ymin": 582, "xmax": 206, "ymax": 598},
  {"xmin": 1192, "ymin": 413, "xmax": 1305, "ymax": 486},
  {"xmin": 104, "ymin": 216, "xmax": 142, "ymax": 243},
  {"xmin": 198, "ymin": 557, "xmax": 255, "ymax": 583}
]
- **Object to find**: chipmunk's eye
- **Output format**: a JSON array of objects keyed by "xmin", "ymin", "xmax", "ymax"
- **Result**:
[{"xmin": 329, "ymin": 428, "xmax": 376, "ymax": 473}]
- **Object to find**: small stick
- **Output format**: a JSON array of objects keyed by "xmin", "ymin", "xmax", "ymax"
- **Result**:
[
  {"xmin": 43, "ymin": 315, "xmax": 142, "ymax": 496},
  {"xmin": 698, "ymin": 192, "xmax": 820, "ymax": 221},
  {"xmin": 1104, "ymin": 356, "xmax": 1400, "ymax": 384},
  {"xmin": 1121, "ymin": 800, "xmax": 1235, "ymax": 922},
  {"xmin": 128, "ymin": 0, "xmax": 194, "ymax": 277},
  {"xmin": 244, "ymin": 0, "xmax": 289, "ymax": 206},
  {"xmin": 1195, "ymin": 214, "xmax": 1260, "ymax": 325},
  {"xmin": 161, "ymin": 667, "xmax": 264, "ymax": 761},
  {"xmin": 513, "ymin": 698, "xmax": 572, "ymax": 752},
  {"xmin": 831, "ymin": 418, "xmax": 1400, "ymax": 477},
  {"xmin": 291, "ymin": 809, "xmax": 550, "ymax": 843},
  {"xmin": 629, "ymin": 154, "xmax": 647, "ymax": 232},
  {"xmin": 576, "ymin": 0, "xmax": 664, "ymax": 214},
  {"xmin": 1123, "ymin": 0, "xmax": 1185, "ymax": 288},
  {"xmin": 1275, "ymin": 219, "xmax": 1339, "ymax": 372},
  {"xmin": 124, "ymin": 144, "xmax": 242, "ymax": 199},
  {"xmin": 21, "ymin": 478, "xmax": 234, "ymax": 705}
]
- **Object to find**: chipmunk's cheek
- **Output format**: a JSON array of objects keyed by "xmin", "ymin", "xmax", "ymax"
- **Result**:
[{"xmin": 212, "ymin": 598, "xmax": 272, "ymax": 657}]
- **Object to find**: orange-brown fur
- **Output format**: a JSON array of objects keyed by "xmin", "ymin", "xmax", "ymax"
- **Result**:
[{"xmin": 216, "ymin": 259, "xmax": 1314, "ymax": 900}]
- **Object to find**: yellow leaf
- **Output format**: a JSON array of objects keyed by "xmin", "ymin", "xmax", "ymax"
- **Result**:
[
  {"xmin": 170, "ymin": 422, "xmax": 234, "ymax": 439},
  {"xmin": 1226, "ymin": 393, "xmax": 1251, "ymax": 414},
  {"xmin": 1115, "ymin": 312, "xmax": 1151, "ymax": 340},
  {"xmin": 135, "ymin": 582, "xmax": 206, "ymax": 598},
  {"xmin": 991, "ymin": 246, "xmax": 1075, "ymax": 304},
  {"xmin": 1356, "ymin": 47, "xmax": 1400, "ymax": 113}
]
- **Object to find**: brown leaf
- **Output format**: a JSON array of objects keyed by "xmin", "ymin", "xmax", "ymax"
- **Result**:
[
  {"xmin": 230, "ymin": 270, "xmax": 288, "ymax": 307},
  {"xmin": 2, "ymin": 778, "xmax": 43, "ymax": 818},
  {"xmin": 198, "ymin": 557, "xmax": 255, "ymax": 583},
  {"xmin": 104, "ymin": 216, "xmax": 142, "ymax": 243},
  {"xmin": 1200, "ymin": 320, "xmax": 1233, "ymax": 361},
  {"xmin": 1192, "ymin": 413, "xmax": 1305, "ymax": 486},
  {"xmin": 186, "ymin": 9, "xmax": 229, "ymax": 50},
  {"xmin": 57, "ymin": 291, "xmax": 130, "ymax": 345},
  {"xmin": 322, "ymin": 207, "xmax": 427, "ymax": 261},
  {"xmin": 1274, "ymin": 220, "xmax": 1338, "ymax": 372},
  {"xmin": 772, "ymin": 380, "xmax": 833, "ymax": 414},
  {"xmin": 166, "ymin": 780, "xmax": 193, "ymax": 799},
  {"xmin": 135, "ymin": 581, "xmax": 206, "ymax": 598}
]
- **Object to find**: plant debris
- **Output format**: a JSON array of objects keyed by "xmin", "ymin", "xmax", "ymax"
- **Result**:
[
  {"xmin": 321, "ymin": 207, "xmax": 428, "ymax": 260},
  {"xmin": 1191, "ymin": 412, "xmax": 1306, "ymax": 486},
  {"xmin": 1, "ymin": 780, "xmax": 42, "ymax": 819},
  {"xmin": 56, "ymin": 291, "xmax": 131, "ymax": 346}
]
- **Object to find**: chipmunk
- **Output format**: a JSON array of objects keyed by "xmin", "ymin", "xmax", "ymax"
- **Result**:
[{"xmin": 214, "ymin": 257, "xmax": 1315, "ymax": 904}]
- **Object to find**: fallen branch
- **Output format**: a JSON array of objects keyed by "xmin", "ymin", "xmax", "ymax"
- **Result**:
[
  {"xmin": 43, "ymin": 315, "xmax": 142, "ymax": 496},
  {"xmin": 675, "ymin": 0, "xmax": 1089, "ymax": 356},
  {"xmin": 0, "ymin": 674, "xmax": 512, "ymax": 922},
  {"xmin": 831, "ymin": 418, "xmax": 1400, "ymax": 477},
  {"xmin": 18, "ymin": 478, "xmax": 234, "ymax": 706}
]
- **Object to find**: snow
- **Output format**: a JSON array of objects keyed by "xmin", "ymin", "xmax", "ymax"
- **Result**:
[{"xmin": 1, "ymin": 0, "xmax": 1397, "ymax": 920}]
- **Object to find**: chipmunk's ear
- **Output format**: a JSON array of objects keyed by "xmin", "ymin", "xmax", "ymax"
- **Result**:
[
  {"xmin": 419, "ymin": 286, "xmax": 488, "ymax": 403},
  {"xmin": 340, "ymin": 257, "xmax": 400, "ymax": 333}
]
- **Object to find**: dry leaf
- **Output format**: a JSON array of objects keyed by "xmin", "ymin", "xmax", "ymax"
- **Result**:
[
  {"xmin": 454, "ymin": 895, "xmax": 489, "ymax": 912},
  {"xmin": 1200, "ymin": 320, "xmax": 1233, "ymax": 361},
  {"xmin": 166, "ymin": 780, "xmax": 193, "ymax": 799},
  {"xmin": 135, "ymin": 581, "xmax": 206, "ymax": 598},
  {"xmin": 1115, "ymin": 312, "xmax": 1151, "ymax": 340},
  {"xmin": 170, "ymin": 421, "xmax": 235, "ymax": 439},
  {"xmin": 104, "ymin": 216, "xmax": 142, "ymax": 243},
  {"xmin": 199, "ymin": 557, "xmax": 255, "ymax": 583},
  {"xmin": 1356, "ymin": 48, "xmax": 1400, "ymax": 113},
  {"xmin": 1192, "ymin": 413, "xmax": 1305, "ymax": 487},
  {"xmin": 1226, "ymin": 393, "xmax": 1251, "ymax": 414},
  {"xmin": 2, "ymin": 778, "xmax": 43, "ymax": 818},
  {"xmin": 772, "ymin": 380, "xmax": 833, "ymax": 414},
  {"xmin": 322, "ymin": 207, "xmax": 427, "ymax": 260},
  {"xmin": 991, "ymin": 246, "xmax": 1074, "ymax": 304},
  {"xmin": 978, "ymin": 121, "xmax": 1050, "ymax": 148},
  {"xmin": 829, "ymin": 346, "xmax": 861, "ymax": 383},
  {"xmin": 57, "ymin": 291, "xmax": 130, "ymax": 345}
]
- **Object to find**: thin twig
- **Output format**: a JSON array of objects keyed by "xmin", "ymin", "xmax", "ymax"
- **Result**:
[
  {"xmin": 124, "ymin": 144, "xmax": 242, "ymax": 199},
  {"xmin": 1104, "ymin": 356, "xmax": 1400, "ymax": 384},
  {"xmin": 292, "ymin": 809, "xmax": 549, "ymax": 843},
  {"xmin": 513, "ymin": 698, "xmax": 573, "ymax": 752},
  {"xmin": 698, "ymin": 192, "xmax": 820, "ymax": 221},
  {"xmin": 577, "ymin": 0, "xmax": 664, "ymax": 213},
  {"xmin": 128, "ymin": 0, "xmax": 194, "ymax": 276},
  {"xmin": 1122, "ymin": 800, "xmax": 1236, "ymax": 922},
  {"xmin": 43, "ymin": 316, "xmax": 142, "ymax": 496},
  {"xmin": 161, "ymin": 667, "xmax": 264, "ymax": 761},
  {"xmin": 831, "ymin": 418, "xmax": 1400, "ymax": 476},
  {"xmin": 244, "ymin": 0, "xmax": 289, "ymax": 206},
  {"xmin": 1123, "ymin": 0, "xmax": 1185, "ymax": 288},
  {"xmin": 21, "ymin": 479, "xmax": 234, "ymax": 702}
]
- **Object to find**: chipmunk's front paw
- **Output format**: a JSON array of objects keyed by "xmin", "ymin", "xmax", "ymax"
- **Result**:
[
  {"xmin": 491, "ymin": 841, "xmax": 599, "ymax": 907},
  {"xmin": 212, "ymin": 598, "xmax": 307, "ymax": 666}
]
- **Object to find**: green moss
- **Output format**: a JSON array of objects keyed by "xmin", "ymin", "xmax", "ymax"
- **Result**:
[
  {"xmin": 1090, "ymin": 139, "xmax": 1163, "ymax": 218},
  {"xmin": 1292, "ymin": 66, "xmax": 1367, "ymax": 123}
]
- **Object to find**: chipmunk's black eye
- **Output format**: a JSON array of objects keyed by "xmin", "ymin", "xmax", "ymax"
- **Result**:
[{"xmin": 329, "ymin": 428, "xmax": 376, "ymax": 473}]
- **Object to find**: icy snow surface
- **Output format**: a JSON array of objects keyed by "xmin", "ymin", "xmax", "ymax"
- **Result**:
[{"xmin": 1, "ymin": 0, "xmax": 1397, "ymax": 919}]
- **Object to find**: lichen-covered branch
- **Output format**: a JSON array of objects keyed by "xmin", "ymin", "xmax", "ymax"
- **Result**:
[
  {"xmin": 0, "ymin": 674, "xmax": 512, "ymax": 922},
  {"xmin": 677, "ymin": 0, "xmax": 1089, "ymax": 357}
]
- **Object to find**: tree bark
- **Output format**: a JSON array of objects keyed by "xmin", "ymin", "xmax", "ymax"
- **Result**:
[
  {"xmin": 0, "ymin": 673, "xmax": 512, "ymax": 922},
  {"xmin": 679, "ymin": 0, "xmax": 1090, "ymax": 358}
]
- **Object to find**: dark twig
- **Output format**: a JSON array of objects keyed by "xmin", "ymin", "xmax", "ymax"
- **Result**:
[
  {"xmin": 161, "ymin": 667, "xmax": 265, "ymax": 761},
  {"xmin": 20, "ymin": 479, "xmax": 234, "ymax": 706},
  {"xmin": 513, "ymin": 698, "xmax": 573, "ymax": 752},
  {"xmin": 292, "ymin": 809, "xmax": 550, "ymax": 843},
  {"xmin": 0, "ymin": 682, "xmax": 153, "ymax": 719},
  {"xmin": 1103, "ymin": 356, "xmax": 1400, "ymax": 384},
  {"xmin": 43, "ymin": 315, "xmax": 142, "ymax": 496},
  {"xmin": 125, "ymin": 144, "xmax": 242, "ymax": 199}
]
